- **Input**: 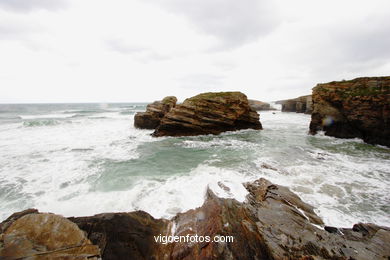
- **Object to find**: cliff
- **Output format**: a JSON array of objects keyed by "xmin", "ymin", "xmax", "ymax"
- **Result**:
[
  {"xmin": 152, "ymin": 92, "xmax": 262, "ymax": 137},
  {"xmin": 248, "ymin": 99, "xmax": 276, "ymax": 111},
  {"xmin": 277, "ymin": 95, "xmax": 312, "ymax": 114},
  {"xmin": 309, "ymin": 77, "xmax": 390, "ymax": 147},
  {"xmin": 1, "ymin": 178, "xmax": 389, "ymax": 259}
]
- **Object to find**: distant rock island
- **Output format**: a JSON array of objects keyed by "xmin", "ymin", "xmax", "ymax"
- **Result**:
[
  {"xmin": 135, "ymin": 92, "xmax": 262, "ymax": 137},
  {"xmin": 248, "ymin": 99, "xmax": 276, "ymax": 111},
  {"xmin": 309, "ymin": 76, "xmax": 390, "ymax": 147},
  {"xmin": 276, "ymin": 95, "xmax": 312, "ymax": 114}
]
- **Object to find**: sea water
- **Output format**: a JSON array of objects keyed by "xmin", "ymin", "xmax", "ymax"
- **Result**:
[{"xmin": 0, "ymin": 103, "xmax": 389, "ymax": 227}]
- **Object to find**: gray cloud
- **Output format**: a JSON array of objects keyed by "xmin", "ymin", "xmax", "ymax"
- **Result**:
[
  {"xmin": 147, "ymin": 0, "xmax": 280, "ymax": 49},
  {"xmin": 0, "ymin": 0, "xmax": 68, "ymax": 12},
  {"xmin": 106, "ymin": 38, "xmax": 170, "ymax": 63},
  {"xmin": 178, "ymin": 73, "xmax": 226, "ymax": 90}
]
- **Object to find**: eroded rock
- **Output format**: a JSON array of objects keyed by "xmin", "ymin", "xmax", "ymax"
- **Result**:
[
  {"xmin": 277, "ymin": 95, "xmax": 312, "ymax": 114},
  {"xmin": 248, "ymin": 99, "xmax": 276, "ymax": 111},
  {"xmin": 309, "ymin": 77, "xmax": 390, "ymax": 147},
  {"xmin": 2, "ymin": 178, "xmax": 389, "ymax": 259},
  {"xmin": 153, "ymin": 92, "xmax": 262, "ymax": 137},
  {"xmin": 0, "ymin": 211, "xmax": 100, "ymax": 259},
  {"xmin": 134, "ymin": 96, "xmax": 177, "ymax": 129}
]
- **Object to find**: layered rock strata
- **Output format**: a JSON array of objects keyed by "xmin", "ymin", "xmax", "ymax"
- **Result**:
[
  {"xmin": 153, "ymin": 92, "xmax": 262, "ymax": 137},
  {"xmin": 277, "ymin": 95, "xmax": 312, "ymax": 114},
  {"xmin": 309, "ymin": 77, "xmax": 390, "ymax": 147},
  {"xmin": 0, "ymin": 209, "xmax": 100, "ymax": 259},
  {"xmin": 2, "ymin": 178, "xmax": 389, "ymax": 259},
  {"xmin": 134, "ymin": 96, "xmax": 177, "ymax": 129}
]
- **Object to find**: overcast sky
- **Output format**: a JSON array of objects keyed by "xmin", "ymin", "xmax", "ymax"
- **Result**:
[{"xmin": 1, "ymin": 0, "xmax": 389, "ymax": 103}]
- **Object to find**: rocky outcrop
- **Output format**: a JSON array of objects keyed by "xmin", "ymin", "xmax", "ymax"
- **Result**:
[
  {"xmin": 0, "ymin": 209, "xmax": 100, "ymax": 259},
  {"xmin": 2, "ymin": 178, "xmax": 389, "ymax": 260},
  {"xmin": 153, "ymin": 92, "xmax": 262, "ymax": 137},
  {"xmin": 309, "ymin": 77, "xmax": 390, "ymax": 147},
  {"xmin": 277, "ymin": 95, "xmax": 312, "ymax": 114},
  {"xmin": 248, "ymin": 99, "xmax": 276, "ymax": 111},
  {"xmin": 134, "ymin": 96, "xmax": 177, "ymax": 129}
]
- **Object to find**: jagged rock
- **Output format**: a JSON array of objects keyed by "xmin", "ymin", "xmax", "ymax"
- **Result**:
[
  {"xmin": 3, "ymin": 178, "xmax": 390, "ymax": 259},
  {"xmin": 309, "ymin": 77, "xmax": 390, "ymax": 147},
  {"xmin": 69, "ymin": 211, "xmax": 168, "ymax": 260},
  {"xmin": 0, "ymin": 210, "xmax": 100, "ymax": 259},
  {"xmin": 134, "ymin": 96, "xmax": 177, "ymax": 129},
  {"xmin": 153, "ymin": 92, "xmax": 262, "ymax": 137},
  {"xmin": 277, "ymin": 95, "xmax": 312, "ymax": 114},
  {"xmin": 248, "ymin": 99, "xmax": 276, "ymax": 111}
]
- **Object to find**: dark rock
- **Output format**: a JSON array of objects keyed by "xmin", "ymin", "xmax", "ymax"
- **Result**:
[
  {"xmin": 277, "ymin": 95, "xmax": 312, "ymax": 114},
  {"xmin": 309, "ymin": 77, "xmax": 390, "ymax": 147},
  {"xmin": 3, "ymin": 178, "xmax": 390, "ymax": 259},
  {"xmin": 248, "ymin": 99, "xmax": 276, "ymax": 111},
  {"xmin": 134, "ymin": 96, "xmax": 177, "ymax": 129},
  {"xmin": 153, "ymin": 92, "xmax": 262, "ymax": 137}
]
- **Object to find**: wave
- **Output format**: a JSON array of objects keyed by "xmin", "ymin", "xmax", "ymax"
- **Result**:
[
  {"xmin": 19, "ymin": 114, "xmax": 76, "ymax": 120},
  {"xmin": 23, "ymin": 119, "xmax": 60, "ymax": 127}
]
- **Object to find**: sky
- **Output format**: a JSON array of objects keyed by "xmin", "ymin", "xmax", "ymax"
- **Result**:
[{"xmin": 0, "ymin": 0, "xmax": 389, "ymax": 103}]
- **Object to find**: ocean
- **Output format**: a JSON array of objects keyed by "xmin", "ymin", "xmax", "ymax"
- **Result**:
[{"xmin": 0, "ymin": 103, "xmax": 389, "ymax": 227}]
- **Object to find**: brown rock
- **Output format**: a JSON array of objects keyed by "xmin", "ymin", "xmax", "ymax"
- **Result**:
[
  {"xmin": 3, "ymin": 178, "xmax": 390, "ymax": 259},
  {"xmin": 277, "ymin": 95, "xmax": 312, "ymax": 114},
  {"xmin": 134, "ymin": 96, "xmax": 177, "ymax": 129},
  {"xmin": 0, "ymin": 212, "xmax": 100, "ymax": 259},
  {"xmin": 309, "ymin": 76, "xmax": 390, "ymax": 147},
  {"xmin": 248, "ymin": 99, "xmax": 276, "ymax": 111},
  {"xmin": 153, "ymin": 92, "xmax": 262, "ymax": 137}
]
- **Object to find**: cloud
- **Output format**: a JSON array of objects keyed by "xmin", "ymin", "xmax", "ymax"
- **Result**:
[
  {"xmin": 0, "ymin": 0, "xmax": 68, "ymax": 12},
  {"xmin": 106, "ymin": 38, "xmax": 171, "ymax": 63},
  {"xmin": 146, "ymin": 0, "xmax": 280, "ymax": 49},
  {"xmin": 178, "ymin": 73, "xmax": 226, "ymax": 90}
]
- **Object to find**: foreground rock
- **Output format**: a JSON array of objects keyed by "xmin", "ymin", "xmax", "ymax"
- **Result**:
[
  {"xmin": 309, "ymin": 76, "xmax": 390, "ymax": 147},
  {"xmin": 134, "ymin": 96, "xmax": 177, "ymax": 129},
  {"xmin": 2, "ymin": 178, "xmax": 389, "ymax": 259},
  {"xmin": 248, "ymin": 99, "xmax": 276, "ymax": 111},
  {"xmin": 277, "ymin": 95, "xmax": 312, "ymax": 114},
  {"xmin": 153, "ymin": 92, "xmax": 262, "ymax": 137},
  {"xmin": 0, "ymin": 209, "xmax": 100, "ymax": 259}
]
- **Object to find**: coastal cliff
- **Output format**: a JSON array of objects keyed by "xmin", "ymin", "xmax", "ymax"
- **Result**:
[
  {"xmin": 309, "ymin": 77, "xmax": 390, "ymax": 147},
  {"xmin": 152, "ymin": 92, "xmax": 262, "ymax": 137},
  {"xmin": 1, "ymin": 178, "xmax": 389, "ymax": 260},
  {"xmin": 277, "ymin": 95, "xmax": 312, "ymax": 114}
]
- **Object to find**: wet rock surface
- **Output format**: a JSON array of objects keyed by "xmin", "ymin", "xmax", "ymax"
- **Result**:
[
  {"xmin": 134, "ymin": 96, "xmax": 177, "ymax": 129},
  {"xmin": 153, "ymin": 92, "xmax": 262, "ymax": 137},
  {"xmin": 2, "ymin": 178, "xmax": 389, "ymax": 259},
  {"xmin": 0, "ymin": 210, "xmax": 100, "ymax": 259},
  {"xmin": 309, "ymin": 77, "xmax": 390, "ymax": 147}
]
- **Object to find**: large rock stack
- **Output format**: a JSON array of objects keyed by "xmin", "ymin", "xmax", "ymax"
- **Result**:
[
  {"xmin": 152, "ymin": 92, "xmax": 262, "ymax": 137},
  {"xmin": 309, "ymin": 76, "xmax": 390, "ymax": 147}
]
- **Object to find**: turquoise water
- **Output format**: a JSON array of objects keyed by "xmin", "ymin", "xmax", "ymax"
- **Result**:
[{"xmin": 0, "ymin": 103, "xmax": 389, "ymax": 227}]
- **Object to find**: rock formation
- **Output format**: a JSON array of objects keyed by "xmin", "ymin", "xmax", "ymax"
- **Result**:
[
  {"xmin": 309, "ymin": 77, "xmax": 390, "ymax": 147},
  {"xmin": 153, "ymin": 92, "xmax": 262, "ymax": 137},
  {"xmin": 2, "ymin": 178, "xmax": 389, "ymax": 259},
  {"xmin": 0, "ymin": 209, "xmax": 100, "ymax": 259},
  {"xmin": 248, "ymin": 99, "xmax": 276, "ymax": 111},
  {"xmin": 277, "ymin": 95, "xmax": 312, "ymax": 114},
  {"xmin": 134, "ymin": 96, "xmax": 177, "ymax": 129}
]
